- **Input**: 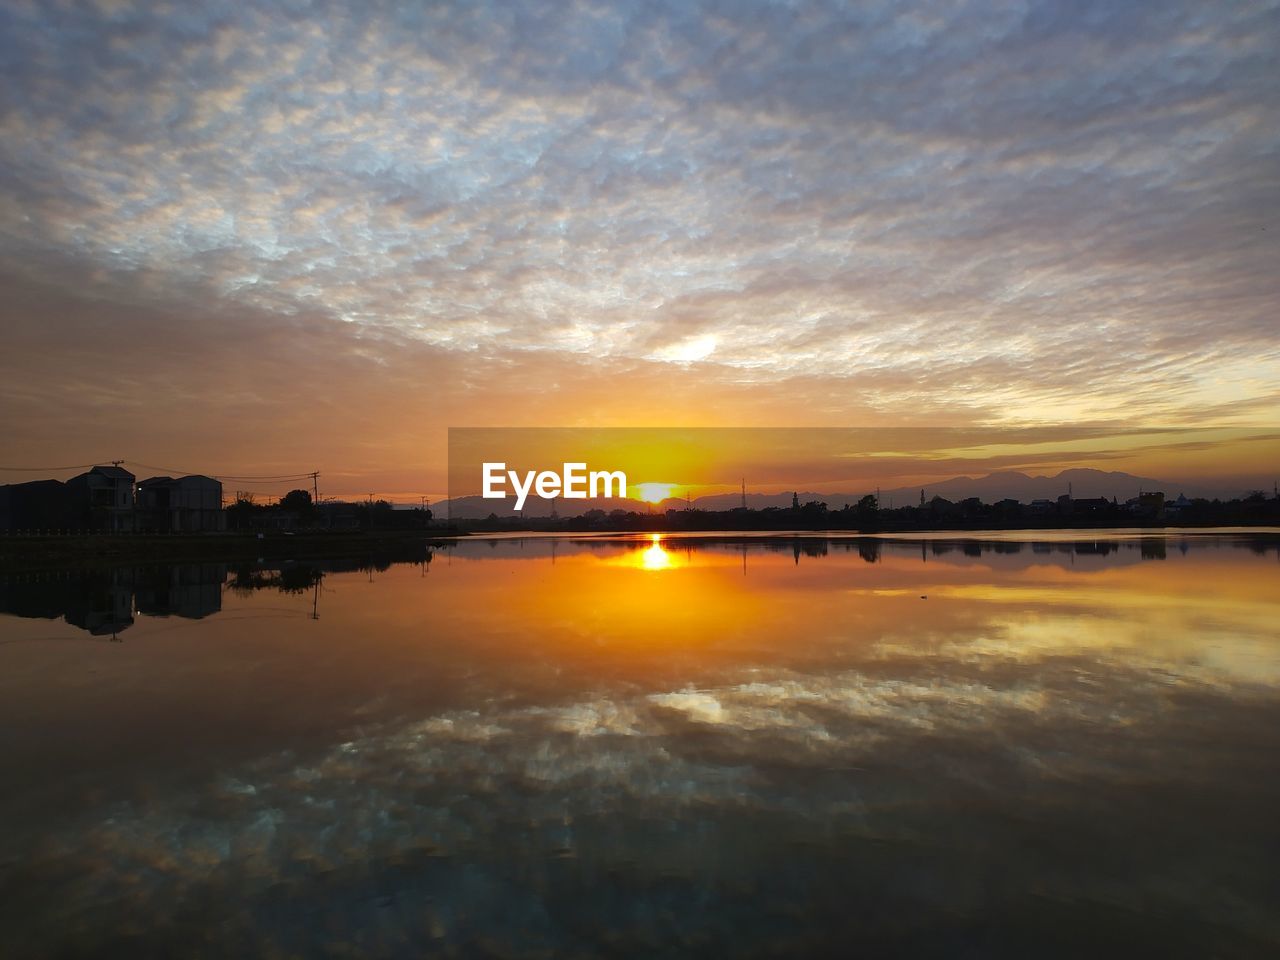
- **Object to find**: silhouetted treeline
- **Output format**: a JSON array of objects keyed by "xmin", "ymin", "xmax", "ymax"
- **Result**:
[
  {"xmin": 458, "ymin": 490, "xmax": 1280, "ymax": 533},
  {"xmin": 226, "ymin": 489, "xmax": 432, "ymax": 532}
]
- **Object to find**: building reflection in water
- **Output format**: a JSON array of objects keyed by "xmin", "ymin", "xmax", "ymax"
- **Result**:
[
  {"xmin": 0, "ymin": 562, "xmax": 307, "ymax": 638},
  {"xmin": 0, "ymin": 547, "xmax": 439, "ymax": 638}
]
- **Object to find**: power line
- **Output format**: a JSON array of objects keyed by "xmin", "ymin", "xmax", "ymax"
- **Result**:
[
  {"xmin": 0, "ymin": 460, "xmax": 317, "ymax": 482},
  {"xmin": 0, "ymin": 463, "xmax": 106, "ymax": 472},
  {"xmin": 125, "ymin": 461, "xmax": 316, "ymax": 482}
]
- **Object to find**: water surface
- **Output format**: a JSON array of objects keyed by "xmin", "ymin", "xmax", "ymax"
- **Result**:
[{"xmin": 1, "ymin": 531, "xmax": 1278, "ymax": 957}]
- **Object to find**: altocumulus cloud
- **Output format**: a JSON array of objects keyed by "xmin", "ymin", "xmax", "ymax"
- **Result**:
[{"xmin": 1, "ymin": 0, "xmax": 1278, "ymax": 443}]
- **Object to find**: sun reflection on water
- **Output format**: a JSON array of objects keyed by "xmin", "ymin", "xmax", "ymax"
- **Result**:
[{"xmin": 640, "ymin": 535, "xmax": 674, "ymax": 571}]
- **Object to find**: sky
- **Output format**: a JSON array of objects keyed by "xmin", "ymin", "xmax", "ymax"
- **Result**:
[{"xmin": 1, "ymin": 0, "xmax": 1278, "ymax": 500}]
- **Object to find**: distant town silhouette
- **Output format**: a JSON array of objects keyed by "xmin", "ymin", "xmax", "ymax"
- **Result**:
[{"xmin": 2, "ymin": 463, "xmax": 1277, "ymax": 544}]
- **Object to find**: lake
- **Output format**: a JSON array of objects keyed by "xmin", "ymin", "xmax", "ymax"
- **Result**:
[{"xmin": 1, "ymin": 531, "xmax": 1278, "ymax": 957}]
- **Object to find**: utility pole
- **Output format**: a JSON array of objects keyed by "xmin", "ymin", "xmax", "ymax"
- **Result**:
[{"xmin": 741, "ymin": 478, "xmax": 747, "ymax": 511}]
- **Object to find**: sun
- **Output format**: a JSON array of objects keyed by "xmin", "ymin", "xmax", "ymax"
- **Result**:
[{"xmin": 633, "ymin": 481, "xmax": 677, "ymax": 504}]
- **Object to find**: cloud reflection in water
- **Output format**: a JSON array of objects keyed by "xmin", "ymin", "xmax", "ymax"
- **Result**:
[{"xmin": 1, "ymin": 534, "xmax": 1278, "ymax": 956}]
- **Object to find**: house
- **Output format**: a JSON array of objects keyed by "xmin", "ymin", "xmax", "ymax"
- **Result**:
[
  {"xmin": 136, "ymin": 475, "xmax": 225, "ymax": 532},
  {"xmin": 0, "ymin": 479, "xmax": 77, "ymax": 532},
  {"xmin": 65, "ymin": 465, "xmax": 136, "ymax": 532},
  {"xmin": 1125, "ymin": 491, "xmax": 1165, "ymax": 518}
]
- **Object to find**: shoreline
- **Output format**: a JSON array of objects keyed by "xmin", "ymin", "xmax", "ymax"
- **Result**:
[{"xmin": 3, "ymin": 525, "xmax": 1277, "ymax": 572}]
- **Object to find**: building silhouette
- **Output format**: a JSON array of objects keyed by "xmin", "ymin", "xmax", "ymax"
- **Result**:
[
  {"xmin": 136, "ymin": 475, "xmax": 225, "ymax": 532},
  {"xmin": 0, "ymin": 465, "xmax": 223, "ymax": 532},
  {"xmin": 66, "ymin": 465, "xmax": 136, "ymax": 531}
]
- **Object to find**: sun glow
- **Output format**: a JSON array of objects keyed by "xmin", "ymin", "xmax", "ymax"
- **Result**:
[{"xmin": 634, "ymin": 482, "xmax": 677, "ymax": 504}]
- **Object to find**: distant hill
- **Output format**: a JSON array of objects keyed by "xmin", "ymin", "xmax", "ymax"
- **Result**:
[{"xmin": 874, "ymin": 468, "xmax": 1187, "ymax": 507}]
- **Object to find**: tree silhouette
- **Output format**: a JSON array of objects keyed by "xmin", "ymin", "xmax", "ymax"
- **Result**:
[{"xmin": 281, "ymin": 489, "xmax": 314, "ymax": 513}]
